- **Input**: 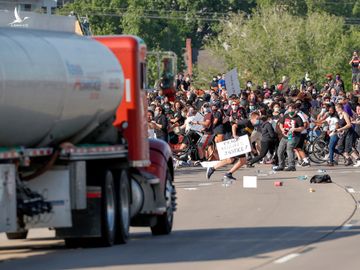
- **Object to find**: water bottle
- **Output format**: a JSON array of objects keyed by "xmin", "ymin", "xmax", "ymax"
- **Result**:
[
  {"xmin": 297, "ymin": 175, "xmax": 308, "ymax": 181},
  {"xmin": 288, "ymin": 132, "xmax": 292, "ymax": 141},
  {"xmin": 222, "ymin": 178, "xmax": 231, "ymax": 188},
  {"xmin": 317, "ymin": 169, "xmax": 326, "ymax": 174},
  {"xmin": 288, "ymin": 121, "xmax": 295, "ymax": 141},
  {"xmin": 256, "ymin": 170, "xmax": 268, "ymax": 176}
]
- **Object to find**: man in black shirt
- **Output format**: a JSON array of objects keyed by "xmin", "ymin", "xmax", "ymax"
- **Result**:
[
  {"xmin": 151, "ymin": 106, "xmax": 169, "ymax": 142},
  {"xmin": 180, "ymin": 75, "xmax": 191, "ymax": 91},
  {"xmin": 274, "ymin": 103, "xmax": 305, "ymax": 171},
  {"xmin": 212, "ymin": 102, "xmax": 224, "ymax": 142}
]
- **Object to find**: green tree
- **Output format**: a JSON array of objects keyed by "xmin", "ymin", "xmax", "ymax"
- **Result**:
[
  {"xmin": 209, "ymin": 6, "xmax": 306, "ymax": 84},
  {"xmin": 256, "ymin": 0, "xmax": 308, "ymax": 15},
  {"xmin": 303, "ymin": 12, "xmax": 348, "ymax": 82},
  {"xmin": 207, "ymin": 5, "xmax": 354, "ymax": 87}
]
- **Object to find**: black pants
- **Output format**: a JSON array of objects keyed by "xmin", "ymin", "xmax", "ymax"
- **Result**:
[{"xmin": 248, "ymin": 139, "xmax": 276, "ymax": 165}]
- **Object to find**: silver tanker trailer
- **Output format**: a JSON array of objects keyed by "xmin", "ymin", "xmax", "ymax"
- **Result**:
[{"xmin": 0, "ymin": 27, "xmax": 176, "ymax": 247}]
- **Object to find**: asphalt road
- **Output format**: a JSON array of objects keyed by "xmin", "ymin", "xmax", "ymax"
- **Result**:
[{"xmin": 1, "ymin": 163, "xmax": 360, "ymax": 270}]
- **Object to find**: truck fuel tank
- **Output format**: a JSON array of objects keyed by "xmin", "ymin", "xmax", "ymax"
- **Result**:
[{"xmin": 0, "ymin": 28, "xmax": 124, "ymax": 147}]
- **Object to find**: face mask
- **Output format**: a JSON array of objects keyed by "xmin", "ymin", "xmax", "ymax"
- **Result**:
[
  {"xmin": 321, "ymin": 108, "xmax": 326, "ymax": 113},
  {"xmin": 288, "ymin": 111, "xmax": 295, "ymax": 117},
  {"xmin": 203, "ymin": 107, "xmax": 211, "ymax": 114},
  {"xmin": 274, "ymin": 107, "xmax": 280, "ymax": 112},
  {"xmin": 164, "ymin": 105, "xmax": 170, "ymax": 109},
  {"xmin": 249, "ymin": 106, "xmax": 255, "ymax": 110},
  {"xmin": 231, "ymin": 105, "xmax": 238, "ymax": 111},
  {"xmin": 228, "ymin": 100, "xmax": 233, "ymax": 105},
  {"xmin": 181, "ymin": 112, "xmax": 187, "ymax": 118},
  {"xmin": 247, "ymin": 83, "xmax": 252, "ymax": 88},
  {"xmin": 154, "ymin": 111, "xmax": 159, "ymax": 117},
  {"xmin": 254, "ymin": 119, "xmax": 262, "ymax": 126}
]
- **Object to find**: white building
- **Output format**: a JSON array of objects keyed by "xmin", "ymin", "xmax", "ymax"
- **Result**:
[{"xmin": 0, "ymin": 0, "xmax": 58, "ymax": 14}]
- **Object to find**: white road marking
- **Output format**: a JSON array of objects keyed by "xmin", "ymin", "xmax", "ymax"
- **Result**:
[
  {"xmin": 198, "ymin": 183, "xmax": 213, "ymax": 186},
  {"xmin": 274, "ymin": 253, "xmax": 300, "ymax": 264},
  {"xmin": 184, "ymin": 187, "xmax": 198, "ymax": 191}
]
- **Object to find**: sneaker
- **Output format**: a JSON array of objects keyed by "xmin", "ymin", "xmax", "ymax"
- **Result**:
[
  {"xmin": 246, "ymin": 162, "xmax": 254, "ymax": 168},
  {"xmin": 301, "ymin": 161, "xmax": 311, "ymax": 167},
  {"xmin": 284, "ymin": 166, "xmax": 296, "ymax": 171},
  {"xmin": 193, "ymin": 160, "xmax": 201, "ymax": 166},
  {"xmin": 224, "ymin": 173, "xmax": 237, "ymax": 181},
  {"xmin": 273, "ymin": 166, "xmax": 284, "ymax": 171},
  {"xmin": 327, "ymin": 161, "xmax": 334, "ymax": 167},
  {"xmin": 354, "ymin": 160, "xmax": 360, "ymax": 168},
  {"xmin": 345, "ymin": 158, "xmax": 354, "ymax": 166},
  {"xmin": 206, "ymin": 167, "xmax": 215, "ymax": 180}
]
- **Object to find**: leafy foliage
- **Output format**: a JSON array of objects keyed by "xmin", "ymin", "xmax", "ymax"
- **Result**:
[
  {"xmin": 207, "ymin": 5, "xmax": 359, "ymax": 89},
  {"xmin": 59, "ymin": 1, "xmax": 360, "ymax": 89}
]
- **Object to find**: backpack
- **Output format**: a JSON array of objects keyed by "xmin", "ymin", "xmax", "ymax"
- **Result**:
[{"xmin": 310, "ymin": 174, "xmax": 332, "ymax": 184}]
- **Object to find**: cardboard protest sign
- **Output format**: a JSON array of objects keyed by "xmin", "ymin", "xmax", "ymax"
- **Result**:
[
  {"xmin": 216, "ymin": 135, "xmax": 251, "ymax": 160},
  {"xmin": 225, "ymin": 68, "xmax": 241, "ymax": 97}
]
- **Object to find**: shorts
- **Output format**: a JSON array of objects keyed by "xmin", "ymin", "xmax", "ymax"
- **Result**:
[
  {"xmin": 337, "ymin": 130, "xmax": 355, "ymax": 154},
  {"xmin": 296, "ymin": 134, "xmax": 307, "ymax": 150},
  {"xmin": 197, "ymin": 134, "xmax": 214, "ymax": 149},
  {"xmin": 352, "ymin": 72, "xmax": 360, "ymax": 84}
]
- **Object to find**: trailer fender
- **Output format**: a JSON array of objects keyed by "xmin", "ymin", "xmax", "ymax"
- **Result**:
[{"xmin": 144, "ymin": 139, "xmax": 174, "ymax": 190}]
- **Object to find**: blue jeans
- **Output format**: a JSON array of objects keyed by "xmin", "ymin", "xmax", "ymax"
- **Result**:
[{"xmin": 329, "ymin": 134, "xmax": 338, "ymax": 162}]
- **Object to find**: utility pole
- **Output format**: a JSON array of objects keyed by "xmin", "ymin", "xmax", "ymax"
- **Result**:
[{"xmin": 186, "ymin": 38, "xmax": 192, "ymax": 76}]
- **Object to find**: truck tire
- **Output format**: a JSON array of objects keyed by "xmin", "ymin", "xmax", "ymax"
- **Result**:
[
  {"xmin": 6, "ymin": 230, "xmax": 28, "ymax": 240},
  {"xmin": 98, "ymin": 170, "xmax": 117, "ymax": 246},
  {"xmin": 114, "ymin": 170, "xmax": 130, "ymax": 244},
  {"xmin": 64, "ymin": 169, "xmax": 117, "ymax": 248},
  {"xmin": 151, "ymin": 169, "xmax": 176, "ymax": 235}
]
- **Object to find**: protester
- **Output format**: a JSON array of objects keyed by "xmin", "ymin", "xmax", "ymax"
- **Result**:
[
  {"xmin": 273, "ymin": 103, "xmax": 305, "ymax": 171},
  {"xmin": 145, "ymin": 70, "xmax": 360, "ymax": 173}
]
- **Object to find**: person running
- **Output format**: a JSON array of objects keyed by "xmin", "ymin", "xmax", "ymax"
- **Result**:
[
  {"xmin": 335, "ymin": 103, "xmax": 360, "ymax": 166},
  {"xmin": 206, "ymin": 112, "xmax": 259, "ymax": 181},
  {"xmin": 246, "ymin": 113, "xmax": 277, "ymax": 167}
]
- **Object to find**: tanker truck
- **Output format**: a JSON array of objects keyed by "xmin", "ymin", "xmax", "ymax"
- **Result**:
[{"xmin": 0, "ymin": 27, "xmax": 176, "ymax": 247}]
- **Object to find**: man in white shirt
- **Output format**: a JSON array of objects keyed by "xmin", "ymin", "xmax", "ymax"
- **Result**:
[{"xmin": 294, "ymin": 103, "xmax": 311, "ymax": 166}]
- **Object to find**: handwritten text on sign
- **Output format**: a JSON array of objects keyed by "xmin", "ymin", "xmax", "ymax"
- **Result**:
[{"xmin": 216, "ymin": 135, "xmax": 251, "ymax": 160}]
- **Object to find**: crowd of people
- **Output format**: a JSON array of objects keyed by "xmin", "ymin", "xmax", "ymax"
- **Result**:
[{"xmin": 147, "ymin": 54, "xmax": 360, "ymax": 181}]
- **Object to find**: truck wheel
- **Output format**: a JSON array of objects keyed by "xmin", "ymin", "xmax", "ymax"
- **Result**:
[
  {"xmin": 114, "ymin": 170, "xmax": 130, "ymax": 244},
  {"xmin": 151, "ymin": 170, "xmax": 176, "ymax": 235},
  {"xmin": 6, "ymin": 230, "xmax": 28, "ymax": 240},
  {"xmin": 99, "ymin": 170, "xmax": 117, "ymax": 246}
]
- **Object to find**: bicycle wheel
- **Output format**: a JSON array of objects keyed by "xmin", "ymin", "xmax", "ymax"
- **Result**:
[{"xmin": 312, "ymin": 138, "xmax": 329, "ymax": 163}]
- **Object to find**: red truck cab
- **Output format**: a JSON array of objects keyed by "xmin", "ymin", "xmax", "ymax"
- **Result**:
[{"xmin": 94, "ymin": 36, "xmax": 150, "ymax": 167}]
